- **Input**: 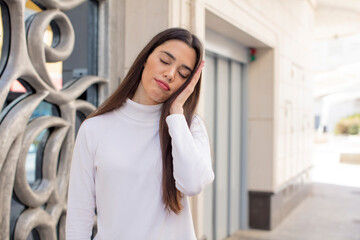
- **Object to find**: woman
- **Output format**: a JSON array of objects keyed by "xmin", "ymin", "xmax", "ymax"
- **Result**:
[{"xmin": 66, "ymin": 28, "xmax": 214, "ymax": 240}]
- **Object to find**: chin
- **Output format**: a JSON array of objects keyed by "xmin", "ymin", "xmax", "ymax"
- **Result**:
[
  {"xmin": 154, "ymin": 98, "xmax": 167, "ymax": 104},
  {"xmin": 149, "ymin": 92, "xmax": 170, "ymax": 104}
]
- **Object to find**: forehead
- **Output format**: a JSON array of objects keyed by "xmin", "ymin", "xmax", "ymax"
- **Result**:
[{"xmin": 154, "ymin": 40, "xmax": 197, "ymax": 69}]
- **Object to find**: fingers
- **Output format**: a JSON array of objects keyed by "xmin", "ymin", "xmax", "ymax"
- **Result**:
[
  {"xmin": 173, "ymin": 60, "xmax": 205, "ymax": 107},
  {"xmin": 179, "ymin": 61, "xmax": 205, "ymax": 99},
  {"xmin": 189, "ymin": 60, "xmax": 205, "ymax": 88},
  {"xmin": 195, "ymin": 60, "xmax": 205, "ymax": 74}
]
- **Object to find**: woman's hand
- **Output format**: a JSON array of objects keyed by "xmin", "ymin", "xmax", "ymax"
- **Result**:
[{"xmin": 170, "ymin": 61, "xmax": 205, "ymax": 114}]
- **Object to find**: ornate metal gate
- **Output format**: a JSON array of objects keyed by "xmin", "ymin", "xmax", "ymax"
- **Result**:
[{"xmin": 0, "ymin": 0, "xmax": 106, "ymax": 239}]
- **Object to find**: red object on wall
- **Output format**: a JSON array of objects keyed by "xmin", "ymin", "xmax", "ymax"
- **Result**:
[{"xmin": 250, "ymin": 48, "xmax": 256, "ymax": 62}]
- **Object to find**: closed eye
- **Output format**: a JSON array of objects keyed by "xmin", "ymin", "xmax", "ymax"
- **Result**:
[
  {"xmin": 178, "ymin": 72, "xmax": 188, "ymax": 79},
  {"xmin": 160, "ymin": 58, "xmax": 169, "ymax": 65},
  {"xmin": 160, "ymin": 56, "xmax": 189, "ymax": 78}
]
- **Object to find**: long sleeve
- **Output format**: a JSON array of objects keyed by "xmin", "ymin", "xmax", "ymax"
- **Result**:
[
  {"xmin": 166, "ymin": 114, "xmax": 215, "ymax": 196},
  {"xmin": 66, "ymin": 122, "xmax": 96, "ymax": 239}
]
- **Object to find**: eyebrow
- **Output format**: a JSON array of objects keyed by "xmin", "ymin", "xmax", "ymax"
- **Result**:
[{"xmin": 160, "ymin": 50, "xmax": 193, "ymax": 72}]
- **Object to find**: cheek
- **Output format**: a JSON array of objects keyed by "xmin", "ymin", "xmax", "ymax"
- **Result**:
[
  {"xmin": 142, "ymin": 61, "xmax": 159, "ymax": 85},
  {"xmin": 172, "ymin": 80, "xmax": 187, "ymax": 93},
  {"xmin": 141, "ymin": 65, "xmax": 154, "ymax": 87},
  {"xmin": 144, "ymin": 57, "xmax": 160, "ymax": 74}
]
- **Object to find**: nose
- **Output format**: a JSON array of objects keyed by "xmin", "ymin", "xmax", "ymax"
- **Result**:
[{"xmin": 163, "ymin": 66, "xmax": 176, "ymax": 82}]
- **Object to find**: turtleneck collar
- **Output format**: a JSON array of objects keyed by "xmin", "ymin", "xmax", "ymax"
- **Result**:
[{"xmin": 115, "ymin": 98, "xmax": 163, "ymax": 123}]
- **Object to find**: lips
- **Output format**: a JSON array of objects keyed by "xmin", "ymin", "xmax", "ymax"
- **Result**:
[{"xmin": 155, "ymin": 79, "xmax": 170, "ymax": 91}]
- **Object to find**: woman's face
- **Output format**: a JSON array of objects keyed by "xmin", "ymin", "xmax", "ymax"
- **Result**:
[{"xmin": 133, "ymin": 40, "xmax": 197, "ymax": 105}]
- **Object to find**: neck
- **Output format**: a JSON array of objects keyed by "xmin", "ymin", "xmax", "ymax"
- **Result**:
[
  {"xmin": 132, "ymin": 82, "xmax": 158, "ymax": 105},
  {"xmin": 116, "ymin": 98, "xmax": 163, "ymax": 123}
]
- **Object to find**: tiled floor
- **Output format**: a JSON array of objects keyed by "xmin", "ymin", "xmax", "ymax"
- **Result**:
[
  {"xmin": 227, "ymin": 183, "xmax": 360, "ymax": 240},
  {"xmin": 226, "ymin": 135, "xmax": 360, "ymax": 240}
]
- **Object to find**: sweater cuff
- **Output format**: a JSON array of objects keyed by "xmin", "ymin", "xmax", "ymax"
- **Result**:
[{"xmin": 166, "ymin": 114, "xmax": 187, "ymax": 129}]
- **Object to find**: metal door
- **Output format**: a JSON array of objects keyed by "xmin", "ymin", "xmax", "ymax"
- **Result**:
[{"xmin": 203, "ymin": 51, "xmax": 246, "ymax": 240}]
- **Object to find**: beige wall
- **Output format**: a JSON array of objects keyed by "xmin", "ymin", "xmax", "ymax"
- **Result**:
[{"xmin": 124, "ymin": 0, "xmax": 169, "ymax": 72}]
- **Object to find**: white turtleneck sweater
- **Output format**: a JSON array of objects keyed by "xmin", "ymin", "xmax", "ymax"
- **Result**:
[{"xmin": 66, "ymin": 99, "xmax": 214, "ymax": 240}]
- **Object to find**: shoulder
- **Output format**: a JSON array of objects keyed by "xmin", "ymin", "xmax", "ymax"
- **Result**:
[
  {"xmin": 76, "ymin": 110, "xmax": 117, "ymax": 142},
  {"xmin": 77, "ymin": 117, "xmax": 98, "ymax": 140},
  {"xmin": 75, "ymin": 112, "xmax": 115, "ymax": 153},
  {"xmin": 80, "ymin": 110, "xmax": 116, "ymax": 132},
  {"xmin": 80, "ymin": 115, "xmax": 101, "ymax": 131}
]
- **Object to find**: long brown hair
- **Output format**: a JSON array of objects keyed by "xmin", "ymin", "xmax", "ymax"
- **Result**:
[{"xmin": 88, "ymin": 28, "xmax": 203, "ymax": 214}]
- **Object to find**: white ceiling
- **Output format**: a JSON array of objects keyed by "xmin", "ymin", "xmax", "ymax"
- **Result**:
[
  {"xmin": 313, "ymin": 0, "xmax": 360, "ymax": 101},
  {"xmin": 314, "ymin": 0, "xmax": 360, "ymax": 39}
]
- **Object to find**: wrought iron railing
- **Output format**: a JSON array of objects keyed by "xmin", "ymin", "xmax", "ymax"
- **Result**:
[{"xmin": 0, "ymin": 0, "xmax": 106, "ymax": 239}]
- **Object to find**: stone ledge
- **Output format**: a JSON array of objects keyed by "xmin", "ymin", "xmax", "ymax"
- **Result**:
[
  {"xmin": 248, "ymin": 170, "xmax": 312, "ymax": 230},
  {"xmin": 340, "ymin": 153, "xmax": 360, "ymax": 165}
]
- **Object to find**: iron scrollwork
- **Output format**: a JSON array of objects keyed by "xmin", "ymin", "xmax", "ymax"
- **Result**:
[{"xmin": 0, "ymin": 0, "xmax": 106, "ymax": 239}]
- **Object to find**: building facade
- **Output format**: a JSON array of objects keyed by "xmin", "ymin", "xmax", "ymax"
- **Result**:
[{"xmin": 0, "ymin": 0, "xmax": 314, "ymax": 239}]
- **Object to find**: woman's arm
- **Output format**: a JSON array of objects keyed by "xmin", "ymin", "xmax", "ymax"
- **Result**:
[
  {"xmin": 66, "ymin": 122, "xmax": 96, "ymax": 239},
  {"xmin": 166, "ymin": 114, "xmax": 214, "ymax": 196}
]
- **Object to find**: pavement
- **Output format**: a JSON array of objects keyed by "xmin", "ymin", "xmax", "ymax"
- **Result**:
[{"xmin": 226, "ymin": 134, "xmax": 360, "ymax": 240}]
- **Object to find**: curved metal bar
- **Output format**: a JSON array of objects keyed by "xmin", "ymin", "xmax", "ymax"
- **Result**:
[
  {"xmin": 14, "ymin": 208, "xmax": 56, "ymax": 240},
  {"xmin": 0, "ymin": 137, "xmax": 22, "ymax": 240},
  {"xmin": 27, "ymin": 9, "xmax": 75, "ymax": 88},
  {"xmin": 49, "ymin": 102, "xmax": 77, "ymax": 217},
  {"xmin": 0, "ymin": 1, "xmax": 108, "ymax": 239},
  {"xmin": 0, "ymin": 92, "xmax": 48, "ymax": 240},
  {"xmin": 45, "ymin": 75, "xmax": 107, "ymax": 105},
  {"xmin": 58, "ymin": 211, "xmax": 66, "ymax": 240},
  {"xmin": 0, "ymin": 1, "xmax": 58, "ymax": 110},
  {"xmin": 35, "ymin": 0, "xmax": 86, "ymax": 11},
  {"xmin": 14, "ymin": 116, "xmax": 69, "ymax": 208},
  {"xmin": 75, "ymin": 99, "xmax": 97, "ymax": 116},
  {"xmin": 0, "ymin": 91, "xmax": 48, "ymax": 170},
  {"xmin": 0, "ymin": 0, "xmax": 31, "ymax": 110}
]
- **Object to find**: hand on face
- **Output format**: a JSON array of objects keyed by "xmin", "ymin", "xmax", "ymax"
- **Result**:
[
  {"xmin": 169, "ymin": 61, "xmax": 205, "ymax": 114},
  {"xmin": 133, "ymin": 40, "xmax": 197, "ymax": 106}
]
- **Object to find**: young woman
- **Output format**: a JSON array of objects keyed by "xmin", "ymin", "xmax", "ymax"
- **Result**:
[{"xmin": 66, "ymin": 28, "xmax": 214, "ymax": 240}]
